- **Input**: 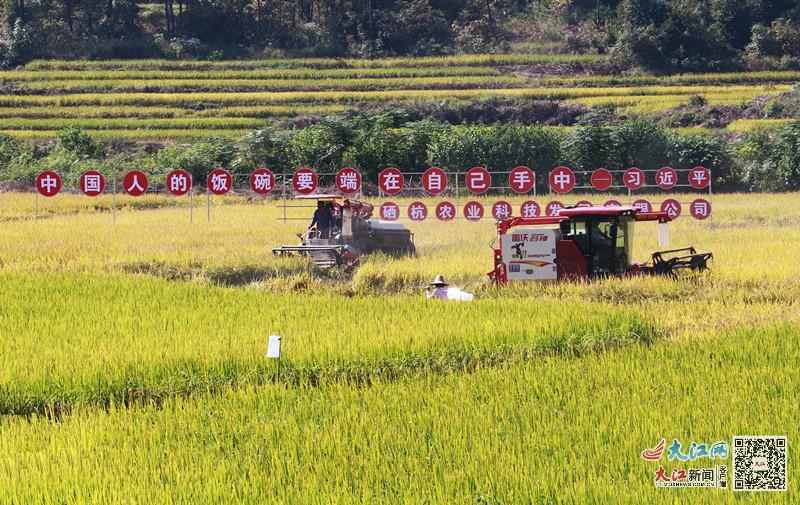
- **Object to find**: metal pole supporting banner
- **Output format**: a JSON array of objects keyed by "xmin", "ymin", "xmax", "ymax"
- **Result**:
[
  {"xmin": 189, "ymin": 187, "xmax": 193, "ymax": 224},
  {"xmin": 282, "ymin": 175, "xmax": 287, "ymax": 224},
  {"xmin": 112, "ymin": 176, "xmax": 116, "ymax": 224},
  {"xmin": 708, "ymin": 170, "xmax": 713, "ymax": 226},
  {"xmin": 35, "ymin": 191, "xmax": 38, "ymax": 220},
  {"xmin": 207, "ymin": 187, "xmax": 211, "ymax": 223}
]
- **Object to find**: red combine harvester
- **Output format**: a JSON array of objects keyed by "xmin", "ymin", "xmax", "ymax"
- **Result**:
[
  {"xmin": 272, "ymin": 194, "xmax": 415, "ymax": 267},
  {"xmin": 489, "ymin": 205, "xmax": 712, "ymax": 285}
]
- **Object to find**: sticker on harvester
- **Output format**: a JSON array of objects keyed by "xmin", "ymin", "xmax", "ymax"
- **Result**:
[{"xmin": 500, "ymin": 228, "xmax": 557, "ymax": 281}]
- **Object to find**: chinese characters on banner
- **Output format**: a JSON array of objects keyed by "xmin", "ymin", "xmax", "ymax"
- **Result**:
[{"xmin": 32, "ymin": 165, "xmax": 713, "ymax": 221}]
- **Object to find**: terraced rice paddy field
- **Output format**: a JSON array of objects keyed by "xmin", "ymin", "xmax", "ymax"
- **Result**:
[
  {"xmin": 1, "ymin": 54, "xmax": 798, "ymax": 140},
  {"xmin": 0, "ymin": 191, "xmax": 797, "ymax": 502}
]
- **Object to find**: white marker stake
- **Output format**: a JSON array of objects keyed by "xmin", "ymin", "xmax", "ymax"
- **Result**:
[
  {"xmin": 267, "ymin": 335, "xmax": 281, "ymax": 358},
  {"xmin": 268, "ymin": 335, "xmax": 282, "ymax": 379}
]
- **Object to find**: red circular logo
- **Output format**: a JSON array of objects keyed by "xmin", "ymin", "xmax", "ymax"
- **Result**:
[
  {"xmin": 463, "ymin": 201, "xmax": 485, "ymax": 221},
  {"xmin": 166, "ymin": 169, "xmax": 192, "ymax": 196},
  {"xmin": 591, "ymin": 168, "xmax": 613, "ymax": 191},
  {"xmin": 249, "ymin": 168, "xmax": 274, "ymax": 195},
  {"xmin": 79, "ymin": 170, "xmax": 105, "ymax": 197},
  {"xmin": 123, "ymin": 170, "xmax": 149, "ymax": 196},
  {"xmin": 660, "ymin": 198, "xmax": 682, "ymax": 219},
  {"xmin": 549, "ymin": 166, "xmax": 575, "ymax": 194},
  {"xmin": 435, "ymin": 201, "xmax": 456, "ymax": 221},
  {"xmin": 604, "ymin": 199, "xmax": 622, "ymax": 207},
  {"xmin": 422, "ymin": 166, "xmax": 448, "ymax": 195},
  {"xmin": 207, "ymin": 168, "xmax": 232, "ymax": 195},
  {"xmin": 688, "ymin": 166, "xmax": 711, "ymax": 189},
  {"xmin": 292, "ymin": 167, "xmax": 317, "ymax": 195},
  {"xmin": 655, "ymin": 167, "xmax": 677, "ymax": 190},
  {"xmin": 545, "ymin": 201, "xmax": 564, "ymax": 216},
  {"xmin": 465, "ymin": 167, "xmax": 491, "ymax": 194},
  {"xmin": 380, "ymin": 202, "xmax": 399, "ymax": 221},
  {"xmin": 36, "ymin": 170, "xmax": 62, "ymax": 197},
  {"xmin": 690, "ymin": 198, "xmax": 711, "ymax": 220},
  {"xmin": 492, "ymin": 201, "xmax": 513, "ymax": 220},
  {"xmin": 509, "ymin": 166, "xmax": 536, "ymax": 194},
  {"xmin": 576, "ymin": 200, "xmax": 592, "ymax": 208},
  {"xmin": 407, "ymin": 201, "xmax": 428, "ymax": 221},
  {"xmin": 336, "ymin": 167, "xmax": 361, "ymax": 194},
  {"xmin": 379, "ymin": 167, "xmax": 404, "ymax": 195},
  {"xmin": 624, "ymin": 167, "xmax": 645, "ymax": 190},
  {"xmin": 520, "ymin": 200, "xmax": 540, "ymax": 217},
  {"xmin": 632, "ymin": 199, "xmax": 652, "ymax": 213}
]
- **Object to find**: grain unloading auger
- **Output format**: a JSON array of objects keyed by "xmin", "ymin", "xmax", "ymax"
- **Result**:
[
  {"xmin": 489, "ymin": 205, "xmax": 712, "ymax": 285},
  {"xmin": 272, "ymin": 194, "xmax": 415, "ymax": 268}
]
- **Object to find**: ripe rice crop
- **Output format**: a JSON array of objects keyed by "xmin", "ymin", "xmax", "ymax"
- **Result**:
[
  {"xmin": 0, "ymin": 191, "xmax": 797, "ymax": 501},
  {"xmin": 23, "ymin": 53, "xmax": 605, "ymax": 71},
  {"xmin": 0, "ymin": 66, "xmax": 502, "ymax": 81},
  {"xmin": 0, "ymin": 85, "xmax": 787, "ymax": 108},
  {"xmin": 11, "ymin": 75, "xmax": 526, "ymax": 94},
  {"xmin": 1, "ymin": 323, "xmax": 796, "ymax": 502},
  {"xmin": 0, "ymin": 117, "xmax": 265, "ymax": 130},
  {"xmin": 725, "ymin": 119, "xmax": 792, "ymax": 131}
]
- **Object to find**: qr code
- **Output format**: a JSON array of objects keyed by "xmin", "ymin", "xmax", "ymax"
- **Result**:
[{"xmin": 732, "ymin": 436, "xmax": 787, "ymax": 491}]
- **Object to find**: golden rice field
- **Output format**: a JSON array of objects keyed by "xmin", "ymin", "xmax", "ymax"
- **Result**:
[
  {"xmin": 0, "ymin": 191, "xmax": 798, "ymax": 502},
  {"xmin": 0, "ymin": 55, "xmax": 798, "ymax": 140}
]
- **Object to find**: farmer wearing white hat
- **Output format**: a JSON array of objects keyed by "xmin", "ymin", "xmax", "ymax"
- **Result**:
[{"xmin": 426, "ymin": 275, "xmax": 449, "ymax": 300}]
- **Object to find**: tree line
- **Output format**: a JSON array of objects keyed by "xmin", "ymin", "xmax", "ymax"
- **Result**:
[
  {"xmin": 2, "ymin": 115, "xmax": 799, "ymax": 192},
  {"xmin": 2, "ymin": 0, "xmax": 800, "ymax": 70}
]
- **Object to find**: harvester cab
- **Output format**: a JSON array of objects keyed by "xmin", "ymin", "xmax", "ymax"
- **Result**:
[
  {"xmin": 272, "ymin": 194, "xmax": 415, "ymax": 268},
  {"xmin": 489, "ymin": 205, "xmax": 712, "ymax": 285}
]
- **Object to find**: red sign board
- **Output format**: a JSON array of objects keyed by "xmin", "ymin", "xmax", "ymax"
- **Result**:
[
  {"xmin": 655, "ymin": 167, "xmax": 677, "ymax": 190},
  {"xmin": 249, "ymin": 168, "xmax": 274, "ymax": 195},
  {"xmin": 520, "ymin": 200, "xmax": 540, "ymax": 218},
  {"xmin": 632, "ymin": 198, "xmax": 652, "ymax": 213},
  {"xmin": 123, "ymin": 170, "xmax": 148, "ymax": 196},
  {"xmin": 422, "ymin": 166, "xmax": 448, "ymax": 195},
  {"xmin": 435, "ymin": 201, "xmax": 456, "ymax": 221},
  {"xmin": 407, "ymin": 201, "xmax": 428, "ymax": 221},
  {"xmin": 604, "ymin": 199, "xmax": 622, "ymax": 207},
  {"xmin": 379, "ymin": 167, "xmax": 404, "ymax": 195},
  {"xmin": 292, "ymin": 167, "xmax": 318, "ymax": 195},
  {"xmin": 549, "ymin": 166, "xmax": 575, "ymax": 194},
  {"xmin": 207, "ymin": 168, "xmax": 232, "ymax": 195},
  {"xmin": 624, "ymin": 167, "xmax": 645, "ymax": 190},
  {"xmin": 463, "ymin": 201, "xmax": 484, "ymax": 221},
  {"xmin": 545, "ymin": 201, "xmax": 564, "ymax": 217},
  {"xmin": 509, "ymin": 166, "xmax": 535, "ymax": 194},
  {"xmin": 688, "ymin": 166, "xmax": 711, "ymax": 189},
  {"xmin": 492, "ymin": 201, "xmax": 513, "ymax": 220},
  {"xmin": 336, "ymin": 167, "xmax": 361, "ymax": 194},
  {"xmin": 465, "ymin": 167, "xmax": 491, "ymax": 194},
  {"xmin": 36, "ymin": 171, "xmax": 62, "ymax": 197},
  {"xmin": 591, "ymin": 168, "xmax": 613, "ymax": 191},
  {"xmin": 690, "ymin": 198, "xmax": 711, "ymax": 220},
  {"xmin": 576, "ymin": 200, "xmax": 592, "ymax": 208},
  {"xmin": 166, "ymin": 169, "xmax": 191, "ymax": 196},
  {"xmin": 660, "ymin": 198, "xmax": 682, "ymax": 219},
  {"xmin": 79, "ymin": 170, "xmax": 105, "ymax": 197},
  {"xmin": 380, "ymin": 202, "xmax": 399, "ymax": 221}
]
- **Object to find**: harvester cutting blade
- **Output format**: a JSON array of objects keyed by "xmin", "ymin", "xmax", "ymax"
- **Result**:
[
  {"xmin": 272, "ymin": 245, "xmax": 343, "ymax": 268},
  {"xmin": 649, "ymin": 247, "xmax": 713, "ymax": 277}
]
